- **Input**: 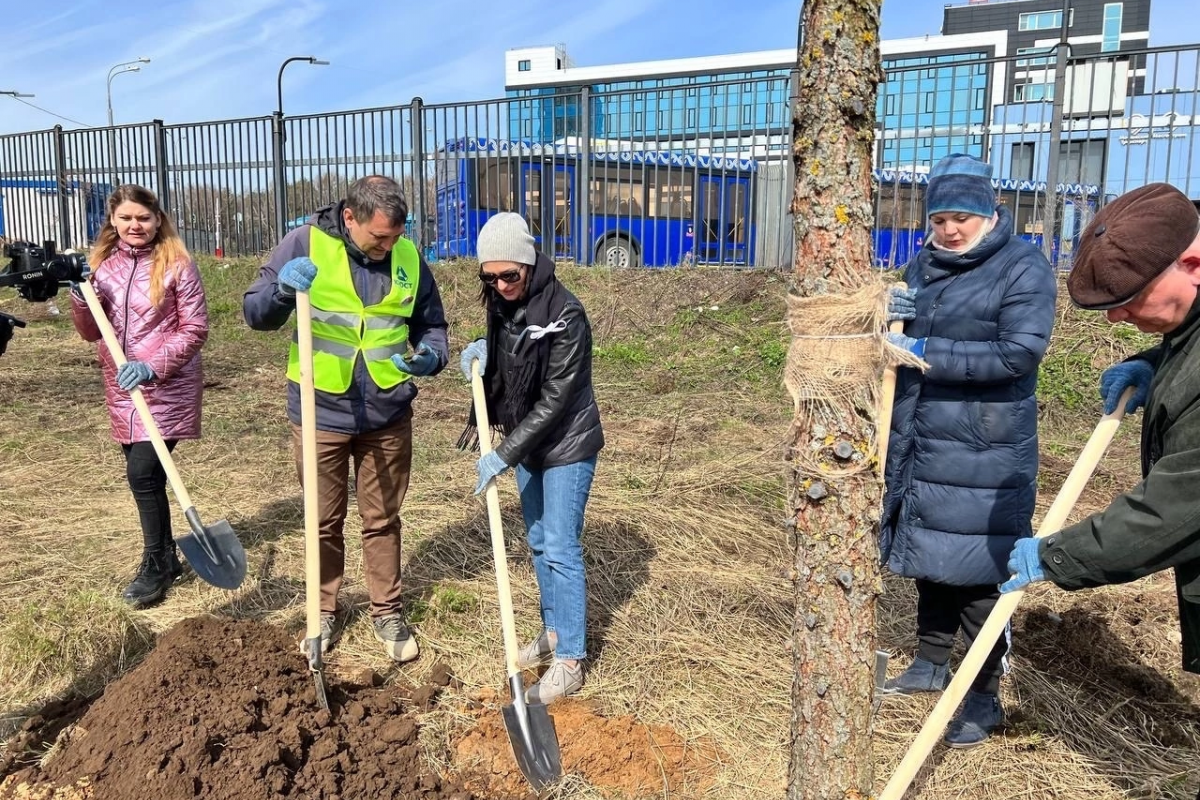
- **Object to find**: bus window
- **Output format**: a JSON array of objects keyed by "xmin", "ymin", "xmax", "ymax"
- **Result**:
[
  {"xmin": 650, "ymin": 170, "xmax": 693, "ymax": 219},
  {"xmin": 700, "ymin": 179, "xmax": 721, "ymax": 242},
  {"xmin": 525, "ymin": 172, "xmax": 542, "ymax": 237},
  {"xmin": 726, "ymin": 182, "xmax": 747, "ymax": 244},
  {"xmin": 591, "ymin": 168, "xmax": 643, "ymax": 216},
  {"xmin": 554, "ymin": 169, "xmax": 571, "ymax": 239},
  {"xmin": 477, "ymin": 162, "xmax": 514, "ymax": 211}
]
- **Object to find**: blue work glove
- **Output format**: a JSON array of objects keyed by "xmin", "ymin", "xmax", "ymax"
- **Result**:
[
  {"xmin": 277, "ymin": 257, "xmax": 318, "ymax": 297},
  {"xmin": 886, "ymin": 286, "xmax": 917, "ymax": 322},
  {"xmin": 886, "ymin": 331, "xmax": 927, "ymax": 359},
  {"xmin": 1000, "ymin": 537, "xmax": 1047, "ymax": 593},
  {"xmin": 474, "ymin": 450, "xmax": 510, "ymax": 495},
  {"xmin": 116, "ymin": 360, "xmax": 156, "ymax": 391},
  {"xmin": 460, "ymin": 339, "xmax": 488, "ymax": 381},
  {"xmin": 391, "ymin": 342, "xmax": 439, "ymax": 377},
  {"xmin": 1099, "ymin": 359, "xmax": 1154, "ymax": 415}
]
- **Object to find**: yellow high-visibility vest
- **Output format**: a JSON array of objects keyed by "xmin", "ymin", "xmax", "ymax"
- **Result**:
[{"xmin": 286, "ymin": 227, "xmax": 420, "ymax": 393}]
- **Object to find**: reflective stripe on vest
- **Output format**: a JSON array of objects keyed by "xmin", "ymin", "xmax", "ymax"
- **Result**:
[{"xmin": 286, "ymin": 228, "xmax": 420, "ymax": 393}]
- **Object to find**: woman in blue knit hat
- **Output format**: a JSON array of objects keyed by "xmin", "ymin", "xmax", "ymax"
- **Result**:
[
  {"xmin": 458, "ymin": 212, "xmax": 604, "ymax": 704},
  {"xmin": 879, "ymin": 154, "xmax": 1058, "ymax": 746}
]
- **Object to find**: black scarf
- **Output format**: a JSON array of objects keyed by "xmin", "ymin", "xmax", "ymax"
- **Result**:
[{"xmin": 458, "ymin": 253, "xmax": 567, "ymax": 452}]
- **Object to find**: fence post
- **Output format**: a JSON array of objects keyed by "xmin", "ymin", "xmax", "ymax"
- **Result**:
[
  {"xmin": 409, "ymin": 97, "xmax": 426, "ymax": 252},
  {"xmin": 153, "ymin": 119, "xmax": 170, "ymax": 213},
  {"xmin": 273, "ymin": 111, "xmax": 288, "ymax": 242},
  {"xmin": 53, "ymin": 125, "xmax": 71, "ymax": 249},
  {"xmin": 1042, "ymin": 6, "xmax": 1071, "ymax": 267},
  {"xmin": 577, "ymin": 86, "xmax": 592, "ymax": 266}
]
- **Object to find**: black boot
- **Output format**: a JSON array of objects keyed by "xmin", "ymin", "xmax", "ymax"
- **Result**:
[
  {"xmin": 944, "ymin": 690, "xmax": 1003, "ymax": 748},
  {"xmin": 880, "ymin": 656, "xmax": 951, "ymax": 695},
  {"xmin": 165, "ymin": 542, "xmax": 184, "ymax": 582},
  {"xmin": 122, "ymin": 550, "xmax": 176, "ymax": 608}
]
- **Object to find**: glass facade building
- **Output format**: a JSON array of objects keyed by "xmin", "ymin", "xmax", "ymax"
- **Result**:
[
  {"xmin": 506, "ymin": 71, "xmax": 790, "ymax": 143},
  {"xmin": 876, "ymin": 51, "xmax": 992, "ymax": 168}
]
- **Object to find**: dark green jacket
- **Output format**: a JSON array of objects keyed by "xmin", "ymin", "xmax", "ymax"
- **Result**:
[{"xmin": 1041, "ymin": 298, "xmax": 1200, "ymax": 674}]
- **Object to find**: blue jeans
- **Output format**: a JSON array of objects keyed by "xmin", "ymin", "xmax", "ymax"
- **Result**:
[{"xmin": 515, "ymin": 456, "xmax": 597, "ymax": 660}]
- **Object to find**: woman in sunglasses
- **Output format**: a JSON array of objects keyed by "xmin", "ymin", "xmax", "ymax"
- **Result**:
[{"xmin": 458, "ymin": 212, "xmax": 604, "ymax": 704}]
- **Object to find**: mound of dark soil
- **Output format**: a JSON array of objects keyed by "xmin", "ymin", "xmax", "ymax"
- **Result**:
[
  {"xmin": 1, "ymin": 616, "xmax": 720, "ymax": 800},
  {"xmin": 0, "ymin": 616, "xmax": 481, "ymax": 800}
]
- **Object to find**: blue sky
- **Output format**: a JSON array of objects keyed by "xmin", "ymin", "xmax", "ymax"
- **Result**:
[{"xmin": 1, "ymin": 0, "xmax": 1197, "ymax": 135}]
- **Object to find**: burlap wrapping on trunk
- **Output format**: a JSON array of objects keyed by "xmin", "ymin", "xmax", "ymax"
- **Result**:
[{"xmin": 784, "ymin": 282, "xmax": 927, "ymax": 478}]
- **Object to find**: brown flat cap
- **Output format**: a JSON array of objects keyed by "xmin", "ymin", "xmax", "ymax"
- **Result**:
[{"xmin": 1068, "ymin": 182, "xmax": 1200, "ymax": 310}]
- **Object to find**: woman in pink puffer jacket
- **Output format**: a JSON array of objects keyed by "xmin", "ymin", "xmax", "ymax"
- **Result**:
[{"xmin": 70, "ymin": 184, "xmax": 209, "ymax": 609}]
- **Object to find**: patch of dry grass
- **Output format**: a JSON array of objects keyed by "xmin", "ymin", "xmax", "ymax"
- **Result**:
[{"xmin": 1, "ymin": 262, "xmax": 1197, "ymax": 799}]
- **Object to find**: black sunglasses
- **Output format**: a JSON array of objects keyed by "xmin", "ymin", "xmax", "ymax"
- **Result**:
[{"xmin": 478, "ymin": 267, "xmax": 525, "ymax": 285}]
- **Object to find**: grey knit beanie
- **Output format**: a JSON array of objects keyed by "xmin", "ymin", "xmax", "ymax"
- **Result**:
[{"xmin": 477, "ymin": 212, "xmax": 537, "ymax": 266}]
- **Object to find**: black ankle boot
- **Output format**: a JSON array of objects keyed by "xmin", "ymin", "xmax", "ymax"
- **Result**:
[
  {"xmin": 166, "ymin": 545, "xmax": 184, "ymax": 582},
  {"xmin": 880, "ymin": 656, "xmax": 951, "ymax": 695},
  {"xmin": 122, "ymin": 550, "xmax": 176, "ymax": 608}
]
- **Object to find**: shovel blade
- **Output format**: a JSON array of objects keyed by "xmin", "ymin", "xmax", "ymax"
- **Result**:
[
  {"xmin": 177, "ymin": 512, "xmax": 247, "ymax": 590},
  {"xmin": 502, "ymin": 700, "xmax": 562, "ymax": 790},
  {"xmin": 312, "ymin": 673, "xmax": 329, "ymax": 710}
]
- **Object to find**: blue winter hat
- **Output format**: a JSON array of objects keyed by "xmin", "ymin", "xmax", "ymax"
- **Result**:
[{"xmin": 926, "ymin": 154, "xmax": 996, "ymax": 218}]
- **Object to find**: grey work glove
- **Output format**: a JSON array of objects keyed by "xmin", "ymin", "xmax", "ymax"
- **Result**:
[
  {"xmin": 460, "ymin": 338, "xmax": 488, "ymax": 380},
  {"xmin": 474, "ymin": 450, "xmax": 510, "ymax": 495},
  {"xmin": 116, "ymin": 360, "xmax": 156, "ymax": 391}
]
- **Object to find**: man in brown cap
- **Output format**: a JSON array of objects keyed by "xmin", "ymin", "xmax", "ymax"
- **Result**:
[{"xmin": 1000, "ymin": 183, "xmax": 1200, "ymax": 761}]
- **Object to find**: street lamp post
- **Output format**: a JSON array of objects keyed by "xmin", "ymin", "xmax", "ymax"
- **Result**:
[
  {"xmin": 106, "ymin": 57, "xmax": 151, "ymax": 189},
  {"xmin": 274, "ymin": 56, "xmax": 329, "ymax": 239}
]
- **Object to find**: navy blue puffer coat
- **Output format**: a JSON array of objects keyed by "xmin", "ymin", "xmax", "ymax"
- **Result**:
[{"xmin": 881, "ymin": 205, "xmax": 1057, "ymax": 586}]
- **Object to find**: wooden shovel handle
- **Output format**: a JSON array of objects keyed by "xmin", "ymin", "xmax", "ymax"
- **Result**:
[
  {"xmin": 470, "ymin": 361, "xmax": 523, "ymax": 678},
  {"xmin": 78, "ymin": 279, "xmax": 194, "ymax": 510},
  {"xmin": 878, "ymin": 387, "xmax": 1134, "ymax": 800},
  {"xmin": 877, "ymin": 282, "xmax": 908, "ymax": 476},
  {"xmin": 295, "ymin": 292, "xmax": 323, "ymax": 643}
]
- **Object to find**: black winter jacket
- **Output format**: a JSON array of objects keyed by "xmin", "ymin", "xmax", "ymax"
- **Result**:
[
  {"xmin": 486, "ymin": 253, "xmax": 603, "ymax": 469},
  {"xmin": 881, "ymin": 205, "xmax": 1057, "ymax": 586}
]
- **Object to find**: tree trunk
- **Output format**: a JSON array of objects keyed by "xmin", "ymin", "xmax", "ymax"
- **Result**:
[{"xmin": 786, "ymin": 1, "xmax": 884, "ymax": 799}]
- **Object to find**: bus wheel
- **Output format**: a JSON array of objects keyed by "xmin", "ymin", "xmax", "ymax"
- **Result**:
[{"xmin": 597, "ymin": 236, "xmax": 639, "ymax": 268}]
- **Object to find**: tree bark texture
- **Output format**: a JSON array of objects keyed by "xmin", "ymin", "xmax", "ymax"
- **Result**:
[{"xmin": 787, "ymin": 2, "xmax": 885, "ymax": 799}]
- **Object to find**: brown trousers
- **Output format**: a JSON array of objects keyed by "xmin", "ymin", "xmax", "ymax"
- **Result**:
[{"xmin": 290, "ymin": 414, "xmax": 412, "ymax": 618}]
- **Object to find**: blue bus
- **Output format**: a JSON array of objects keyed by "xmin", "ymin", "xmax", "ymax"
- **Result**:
[{"xmin": 433, "ymin": 137, "xmax": 758, "ymax": 267}]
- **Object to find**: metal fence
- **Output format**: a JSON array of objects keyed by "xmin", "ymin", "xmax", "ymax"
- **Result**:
[{"xmin": 1, "ymin": 42, "xmax": 1198, "ymax": 269}]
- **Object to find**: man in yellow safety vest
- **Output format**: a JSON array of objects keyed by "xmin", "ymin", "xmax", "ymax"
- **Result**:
[{"xmin": 244, "ymin": 175, "xmax": 449, "ymax": 662}]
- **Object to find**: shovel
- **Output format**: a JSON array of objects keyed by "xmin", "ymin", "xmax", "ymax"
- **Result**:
[
  {"xmin": 878, "ymin": 388, "xmax": 1134, "ymax": 800},
  {"xmin": 295, "ymin": 291, "xmax": 330, "ymax": 711},
  {"xmin": 77, "ymin": 279, "xmax": 247, "ymax": 591},
  {"xmin": 470, "ymin": 359, "xmax": 563, "ymax": 790}
]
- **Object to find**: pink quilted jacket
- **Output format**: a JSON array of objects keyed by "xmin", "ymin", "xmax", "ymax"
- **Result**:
[{"xmin": 71, "ymin": 241, "xmax": 209, "ymax": 444}]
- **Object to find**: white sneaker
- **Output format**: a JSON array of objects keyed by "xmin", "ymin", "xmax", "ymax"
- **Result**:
[
  {"xmin": 525, "ymin": 658, "xmax": 583, "ymax": 705},
  {"xmin": 516, "ymin": 629, "xmax": 555, "ymax": 670}
]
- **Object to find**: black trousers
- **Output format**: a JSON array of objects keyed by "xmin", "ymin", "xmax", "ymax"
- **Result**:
[
  {"xmin": 122, "ymin": 441, "xmax": 177, "ymax": 553},
  {"xmin": 915, "ymin": 578, "xmax": 1010, "ymax": 696}
]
